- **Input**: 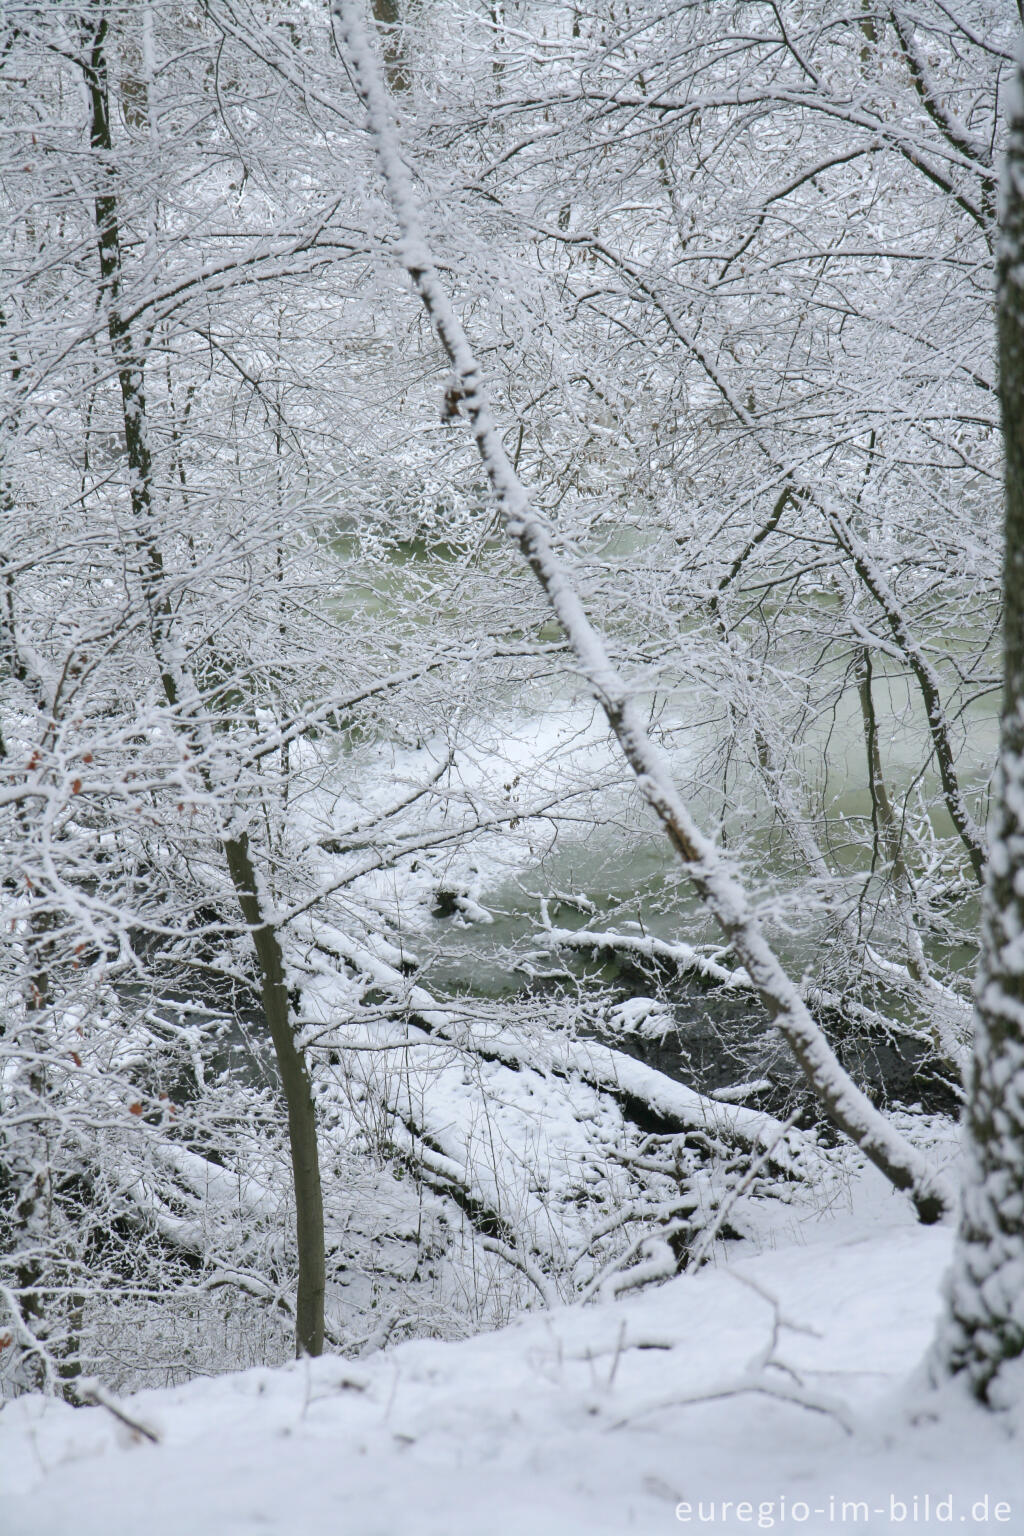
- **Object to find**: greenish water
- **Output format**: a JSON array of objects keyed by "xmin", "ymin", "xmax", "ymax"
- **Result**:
[{"xmin": 327, "ymin": 526, "xmax": 997, "ymax": 1007}]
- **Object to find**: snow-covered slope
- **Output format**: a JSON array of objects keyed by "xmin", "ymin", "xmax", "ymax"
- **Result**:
[{"xmin": 3, "ymin": 1209, "xmax": 1021, "ymax": 1536}]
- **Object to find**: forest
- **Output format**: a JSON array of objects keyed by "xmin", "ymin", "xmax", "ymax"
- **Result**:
[{"xmin": 2, "ymin": 2, "xmax": 1024, "ymax": 1529}]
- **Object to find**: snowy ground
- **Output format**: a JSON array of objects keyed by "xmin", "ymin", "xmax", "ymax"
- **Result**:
[{"xmin": 4, "ymin": 1191, "xmax": 1022, "ymax": 1536}]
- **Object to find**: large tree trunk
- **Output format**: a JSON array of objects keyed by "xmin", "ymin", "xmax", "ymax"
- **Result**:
[{"xmin": 932, "ymin": 52, "xmax": 1024, "ymax": 1406}]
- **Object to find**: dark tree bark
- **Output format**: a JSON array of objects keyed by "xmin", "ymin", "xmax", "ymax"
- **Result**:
[
  {"xmin": 222, "ymin": 835, "xmax": 325, "ymax": 1358},
  {"xmin": 371, "ymin": 0, "xmax": 409, "ymax": 92}
]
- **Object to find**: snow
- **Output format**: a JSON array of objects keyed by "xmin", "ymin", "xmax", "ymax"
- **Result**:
[{"xmin": 3, "ymin": 1208, "xmax": 1022, "ymax": 1536}]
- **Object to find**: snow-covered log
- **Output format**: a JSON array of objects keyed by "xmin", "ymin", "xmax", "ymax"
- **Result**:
[
  {"xmin": 308, "ymin": 929, "xmax": 817, "ymax": 1178},
  {"xmin": 543, "ymin": 923, "xmax": 970, "ymax": 1083}
]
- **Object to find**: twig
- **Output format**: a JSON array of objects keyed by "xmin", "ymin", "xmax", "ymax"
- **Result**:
[
  {"xmin": 75, "ymin": 1377, "xmax": 162, "ymax": 1444},
  {"xmin": 605, "ymin": 1370, "xmax": 857, "ymax": 1435},
  {"xmin": 688, "ymin": 1109, "xmax": 803, "ymax": 1269},
  {"xmin": 607, "ymin": 1320, "xmax": 627, "ymax": 1388},
  {"xmin": 481, "ymin": 1236, "xmax": 558, "ymax": 1307}
]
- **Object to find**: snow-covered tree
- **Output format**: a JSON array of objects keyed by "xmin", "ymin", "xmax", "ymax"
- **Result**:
[
  {"xmin": 0, "ymin": 0, "xmax": 484, "ymax": 1379},
  {"xmin": 934, "ymin": 36, "xmax": 1024, "ymax": 1408},
  {"xmin": 5, "ymin": 0, "xmax": 821, "ymax": 1394},
  {"xmin": 333, "ymin": 0, "xmax": 956, "ymax": 1222},
  {"xmin": 4, "ymin": 0, "xmax": 1016, "ymax": 1401}
]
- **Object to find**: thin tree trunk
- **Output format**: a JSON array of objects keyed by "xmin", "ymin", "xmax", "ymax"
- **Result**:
[
  {"xmin": 222, "ymin": 834, "xmax": 325, "ymax": 1357},
  {"xmin": 82, "ymin": 8, "xmax": 325, "ymax": 1358},
  {"xmin": 856, "ymin": 646, "xmax": 931, "ymax": 985}
]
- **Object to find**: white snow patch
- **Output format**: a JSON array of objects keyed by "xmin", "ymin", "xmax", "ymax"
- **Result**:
[{"xmin": 3, "ymin": 1216, "xmax": 1021, "ymax": 1535}]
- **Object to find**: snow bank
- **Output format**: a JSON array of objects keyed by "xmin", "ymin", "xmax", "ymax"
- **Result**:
[{"xmin": 3, "ymin": 1217, "xmax": 1021, "ymax": 1535}]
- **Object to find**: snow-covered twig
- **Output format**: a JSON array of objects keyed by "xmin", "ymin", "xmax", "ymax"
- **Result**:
[
  {"xmin": 480, "ymin": 1237, "xmax": 558, "ymax": 1308},
  {"xmin": 597, "ymin": 1231, "xmax": 684, "ymax": 1303},
  {"xmin": 688, "ymin": 1110, "xmax": 803, "ymax": 1270},
  {"xmin": 75, "ymin": 1377, "xmax": 162, "ymax": 1444},
  {"xmin": 606, "ymin": 1370, "xmax": 857, "ymax": 1436},
  {"xmin": 0, "ymin": 1282, "xmax": 58, "ymax": 1396}
]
